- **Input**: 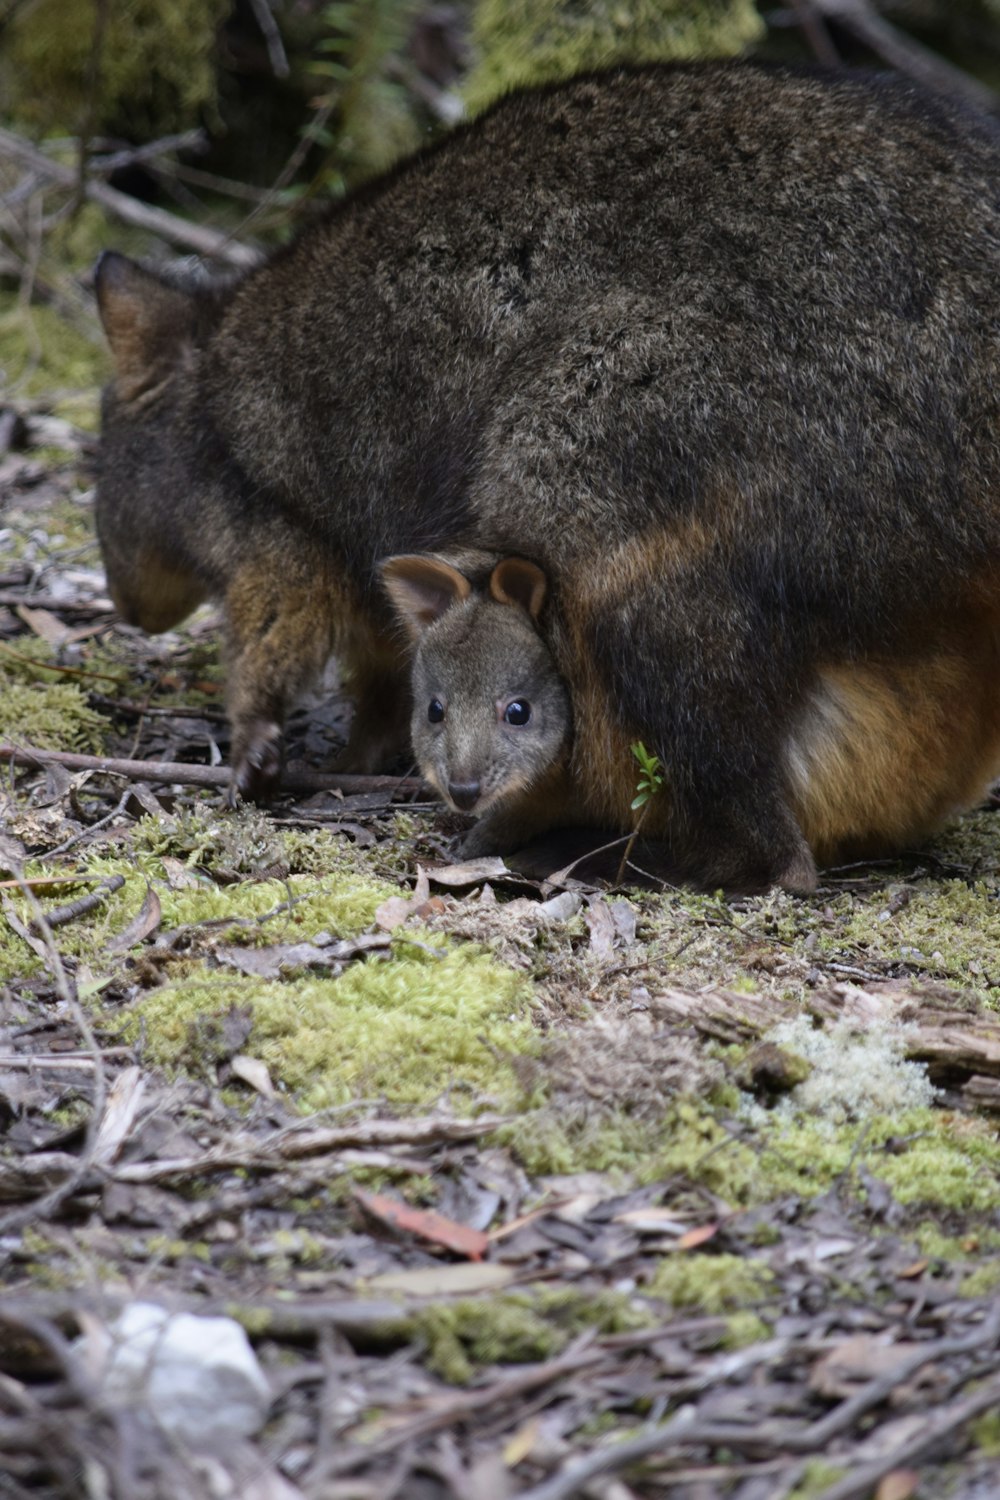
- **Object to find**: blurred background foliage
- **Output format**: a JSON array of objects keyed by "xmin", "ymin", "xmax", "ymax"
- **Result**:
[{"xmin": 2, "ymin": 0, "xmax": 1000, "ymax": 410}]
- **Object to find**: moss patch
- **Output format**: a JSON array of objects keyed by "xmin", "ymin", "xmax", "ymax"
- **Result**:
[
  {"xmin": 648, "ymin": 1252, "xmax": 775, "ymax": 1314},
  {"xmin": 121, "ymin": 940, "xmax": 535, "ymax": 1112},
  {"xmin": 388, "ymin": 1287, "xmax": 648, "ymax": 1384},
  {"xmin": 0, "ymin": 679, "xmax": 109, "ymax": 754},
  {"xmin": 4, "ymin": 0, "xmax": 228, "ymax": 138},
  {"xmin": 0, "ymin": 297, "xmax": 107, "ymax": 414},
  {"xmin": 465, "ymin": 0, "xmax": 763, "ymax": 112}
]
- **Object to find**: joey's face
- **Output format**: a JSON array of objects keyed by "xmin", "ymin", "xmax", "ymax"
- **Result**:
[{"xmin": 410, "ymin": 600, "xmax": 571, "ymax": 817}]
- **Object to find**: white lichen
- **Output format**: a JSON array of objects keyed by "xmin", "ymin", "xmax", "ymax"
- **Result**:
[{"xmin": 742, "ymin": 1014, "xmax": 937, "ymax": 1134}]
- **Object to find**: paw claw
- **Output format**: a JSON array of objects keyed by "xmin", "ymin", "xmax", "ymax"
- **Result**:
[{"xmin": 230, "ymin": 721, "xmax": 283, "ymax": 803}]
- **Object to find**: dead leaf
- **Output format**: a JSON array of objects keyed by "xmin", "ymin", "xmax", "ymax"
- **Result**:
[
  {"xmin": 92, "ymin": 1065, "xmax": 145, "ymax": 1169},
  {"xmin": 366, "ymin": 1262, "xmax": 515, "ymax": 1296},
  {"xmin": 0, "ymin": 831, "xmax": 27, "ymax": 877},
  {"xmin": 108, "ymin": 885, "xmax": 161, "ymax": 952},
  {"xmin": 897, "ymin": 1259, "xmax": 929, "ymax": 1279},
  {"xmin": 809, "ymin": 1336, "xmax": 936, "ymax": 1400},
  {"xmin": 585, "ymin": 896, "xmax": 616, "ymax": 960},
  {"xmin": 613, "ymin": 1207, "xmax": 691, "ymax": 1236},
  {"xmin": 230, "ymin": 1054, "xmax": 276, "ymax": 1099},
  {"xmin": 537, "ymin": 891, "xmax": 583, "ymax": 922},
  {"xmin": 216, "ymin": 943, "xmax": 343, "ymax": 979},
  {"xmin": 503, "ymin": 1418, "xmax": 541, "ymax": 1467},
  {"xmin": 375, "ymin": 895, "xmax": 414, "ymax": 931},
  {"xmin": 610, "ymin": 899, "xmax": 637, "ymax": 945},
  {"xmin": 159, "ymin": 856, "xmax": 204, "ymax": 890},
  {"xmin": 465, "ymin": 1452, "xmax": 515, "ymax": 1499},
  {"xmin": 676, "ymin": 1223, "xmax": 719, "ymax": 1251},
  {"xmin": 876, "ymin": 1472, "xmax": 919, "ymax": 1500},
  {"xmin": 552, "ymin": 1194, "xmax": 602, "ymax": 1223},
  {"xmin": 16, "ymin": 604, "xmax": 71, "ymax": 646},
  {"xmin": 427, "ymin": 857, "xmax": 512, "ymax": 887},
  {"xmin": 2, "ymin": 896, "xmax": 50, "ymax": 960},
  {"xmin": 354, "ymin": 1189, "xmax": 489, "ymax": 1259}
]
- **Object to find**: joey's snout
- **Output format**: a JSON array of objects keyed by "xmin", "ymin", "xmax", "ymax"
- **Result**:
[{"xmin": 447, "ymin": 779, "xmax": 482, "ymax": 812}]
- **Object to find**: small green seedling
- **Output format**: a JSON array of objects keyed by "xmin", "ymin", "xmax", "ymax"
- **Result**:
[
  {"xmin": 616, "ymin": 741, "xmax": 665, "ymax": 884},
  {"xmin": 630, "ymin": 741, "xmax": 664, "ymax": 811}
]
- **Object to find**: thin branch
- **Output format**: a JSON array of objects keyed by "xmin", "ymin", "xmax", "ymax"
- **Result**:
[
  {"xmin": 0, "ymin": 861, "xmax": 109, "ymax": 1237},
  {"xmin": 88, "ymin": 129, "xmax": 208, "ymax": 176},
  {"xmin": 0, "ymin": 743, "xmax": 432, "ymax": 799},
  {"xmin": 515, "ymin": 1302, "xmax": 1000, "ymax": 1500},
  {"xmin": 812, "ymin": 0, "xmax": 998, "ymax": 114},
  {"xmin": 75, "ymin": 0, "xmax": 110, "ymax": 212},
  {"xmin": 813, "ymin": 1370, "xmax": 1000, "ymax": 1500},
  {"xmin": 0, "ymin": 125, "xmax": 261, "ymax": 268},
  {"xmin": 785, "ymin": 0, "xmax": 840, "ymax": 68},
  {"xmin": 248, "ymin": 0, "xmax": 289, "ymax": 79}
]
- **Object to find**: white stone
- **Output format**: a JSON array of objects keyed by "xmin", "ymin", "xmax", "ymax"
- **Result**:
[{"xmin": 82, "ymin": 1301, "xmax": 272, "ymax": 1448}]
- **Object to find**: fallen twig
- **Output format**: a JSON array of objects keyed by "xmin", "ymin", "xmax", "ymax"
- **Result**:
[
  {"xmin": 812, "ymin": 0, "xmax": 998, "ymax": 114},
  {"xmin": 109, "ymin": 1113, "xmax": 511, "ymax": 1186},
  {"xmin": 515, "ymin": 1302, "xmax": 1000, "ymax": 1500},
  {"xmin": 0, "ymin": 743, "xmax": 432, "ymax": 799},
  {"xmin": 27, "ymin": 873, "xmax": 124, "ymax": 933},
  {"xmin": 0, "ymin": 125, "xmax": 261, "ymax": 268},
  {"xmin": 812, "ymin": 1369, "xmax": 1000, "ymax": 1500}
]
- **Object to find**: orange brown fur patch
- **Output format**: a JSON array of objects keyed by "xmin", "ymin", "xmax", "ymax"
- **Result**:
[{"xmin": 787, "ymin": 604, "xmax": 1000, "ymax": 865}]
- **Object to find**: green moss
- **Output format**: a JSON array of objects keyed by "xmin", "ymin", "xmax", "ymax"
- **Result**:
[
  {"xmin": 648, "ymin": 1252, "xmax": 775, "ymax": 1314},
  {"xmin": 959, "ymin": 1261, "xmax": 1000, "ymax": 1298},
  {"xmin": 0, "ymin": 679, "xmax": 108, "ymax": 753},
  {"xmin": 506, "ymin": 1108, "xmax": 663, "ymax": 1178},
  {"xmin": 226, "ymin": 1305, "xmax": 274, "ymax": 1338},
  {"xmin": 971, "ymin": 1410, "xmax": 1000, "ymax": 1459},
  {"xmin": 465, "ymin": 0, "xmax": 763, "ymax": 112},
  {"xmin": 787, "ymin": 1462, "xmax": 849, "ymax": 1500},
  {"xmin": 120, "ymin": 941, "xmax": 535, "ymax": 1111},
  {"xmin": 913, "ymin": 1221, "xmax": 1000, "ymax": 1261},
  {"xmin": 0, "ymin": 297, "xmax": 108, "ymax": 408},
  {"xmin": 875, "ymin": 1112, "xmax": 1000, "ymax": 1211},
  {"xmin": 392, "ymin": 1287, "xmax": 648, "ymax": 1384},
  {"xmin": 153, "ymin": 868, "xmax": 392, "ymax": 941},
  {"xmin": 839, "ymin": 880, "xmax": 1000, "ymax": 985},
  {"xmin": 634, "ymin": 1092, "xmax": 1000, "ymax": 1215},
  {"xmin": 724, "ymin": 1311, "xmax": 772, "ymax": 1347},
  {"xmin": 4, "ymin": 0, "xmax": 228, "ymax": 138},
  {"xmin": 144, "ymin": 1234, "xmax": 211, "ymax": 1264}
]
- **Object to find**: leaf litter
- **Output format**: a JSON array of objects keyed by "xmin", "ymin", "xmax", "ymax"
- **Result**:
[{"xmin": 2, "ymin": 404, "xmax": 1000, "ymax": 1498}]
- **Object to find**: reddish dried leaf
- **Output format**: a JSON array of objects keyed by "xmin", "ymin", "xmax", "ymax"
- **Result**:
[
  {"xmin": 354, "ymin": 1189, "xmax": 489, "ymax": 1260},
  {"xmin": 876, "ymin": 1471, "xmax": 919, "ymax": 1500},
  {"xmin": 676, "ymin": 1223, "xmax": 719, "ymax": 1251}
]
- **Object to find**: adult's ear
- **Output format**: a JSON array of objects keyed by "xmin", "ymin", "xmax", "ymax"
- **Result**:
[
  {"xmin": 94, "ymin": 251, "xmax": 197, "ymax": 400},
  {"xmin": 380, "ymin": 554, "xmax": 473, "ymax": 640},
  {"xmin": 489, "ymin": 557, "xmax": 548, "ymax": 620}
]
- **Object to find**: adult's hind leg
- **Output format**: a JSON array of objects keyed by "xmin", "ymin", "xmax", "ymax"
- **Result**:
[{"xmin": 572, "ymin": 534, "xmax": 816, "ymax": 893}]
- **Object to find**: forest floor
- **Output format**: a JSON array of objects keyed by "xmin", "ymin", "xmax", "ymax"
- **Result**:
[{"xmin": 2, "ymin": 398, "xmax": 1000, "ymax": 1500}]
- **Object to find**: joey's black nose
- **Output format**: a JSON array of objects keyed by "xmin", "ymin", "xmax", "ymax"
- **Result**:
[{"xmin": 448, "ymin": 780, "xmax": 482, "ymax": 812}]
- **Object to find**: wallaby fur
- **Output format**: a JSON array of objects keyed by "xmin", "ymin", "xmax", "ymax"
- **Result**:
[
  {"xmin": 94, "ymin": 62, "xmax": 1000, "ymax": 887},
  {"xmin": 383, "ymin": 554, "xmax": 1000, "ymax": 889}
]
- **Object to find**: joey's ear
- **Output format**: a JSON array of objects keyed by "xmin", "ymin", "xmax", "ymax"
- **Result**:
[
  {"xmin": 489, "ymin": 558, "xmax": 548, "ymax": 620},
  {"xmin": 380, "ymin": 555, "xmax": 472, "ymax": 640},
  {"xmin": 94, "ymin": 251, "xmax": 197, "ymax": 400}
]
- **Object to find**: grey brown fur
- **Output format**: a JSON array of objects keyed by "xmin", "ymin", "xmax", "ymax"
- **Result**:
[{"xmin": 95, "ymin": 62, "xmax": 1000, "ymax": 890}]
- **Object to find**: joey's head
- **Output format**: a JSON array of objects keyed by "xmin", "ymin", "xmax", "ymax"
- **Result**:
[
  {"xmin": 93, "ymin": 251, "xmax": 230, "ymax": 632},
  {"xmin": 381, "ymin": 554, "xmax": 571, "ymax": 818}
]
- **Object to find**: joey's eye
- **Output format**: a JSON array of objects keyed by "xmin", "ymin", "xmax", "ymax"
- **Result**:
[
  {"xmin": 503, "ymin": 700, "xmax": 531, "ymax": 726},
  {"xmin": 428, "ymin": 699, "xmax": 445, "ymax": 724}
]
